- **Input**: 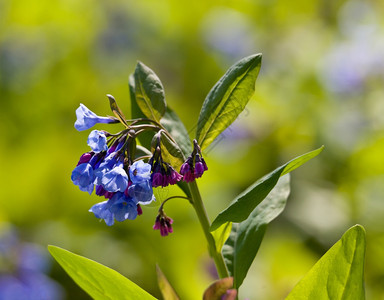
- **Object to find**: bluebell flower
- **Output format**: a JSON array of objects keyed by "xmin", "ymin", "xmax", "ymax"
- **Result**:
[
  {"xmin": 89, "ymin": 200, "xmax": 115, "ymax": 226},
  {"xmin": 89, "ymin": 193, "xmax": 139, "ymax": 225},
  {"xmin": 87, "ymin": 130, "xmax": 108, "ymax": 153},
  {"xmin": 129, "ymin": 160, "xmax": 151, "ymax": 183},
  {"xmin": 71, "ymin": 163, "xmax": 94, "ymax": 194},
  {"xmin": 93, "ymin": 153, "xmax": 119, "ymax": 185},
  {"xmin": 109, "ymin": 193, "xmax": 138, "ymax": 221},
  {"xmin": 101, "ymin": 162, "xmax": 129, "ymax": 192},
  {"xmin": 74, "ymin": 103, "xmax": 115, "ymax": 131},
  {"xmin": 128, "ymin": 180, "xmax": 154, "ymax": 204}
]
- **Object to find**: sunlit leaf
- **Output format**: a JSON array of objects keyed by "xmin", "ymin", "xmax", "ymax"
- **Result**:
[
  {"xmin": 203, "ymin": 277, "xmax": 235, "ymax": 300},
  {"xmin": 134, "ymin": 62, "xmax": 166, "ymax": 122},
  {"xmin": 129, "ymin": 74, "xmax": 153, "ymax": 149},
  {"xmin": 223, "ymin": 174, "xmax": 290, "ymax": 289},
  {"xmin": 286, "ymin": 225, "xmax": 366, "ymax": 300},
  {"xmin": 156, "ymin": 265, "xmax": 180, "ymax": 300},
  {"xmin": 210, "ymin": 146, "xmax": 323, "ymax": 231},
  {"xmin": 48, "ymin": 245, "xmax": 156, "ymax": 300},
  {"xmin": 211, "ymin": 222, "xmax": 232, "ymax": 255},
  {"xmin": 196, "ymin": 54, "xmax": 262, "ymax": 151},
  {"xmin": 160, "ymin": 107, "xmax": 191, "ymax": 158},
  {"xmin": 152, "ymin": 131, "xmax": 185, "ymax": 171}
]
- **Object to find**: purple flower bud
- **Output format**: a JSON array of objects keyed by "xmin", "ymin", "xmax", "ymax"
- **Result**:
[
  {"xmin": 77, "ymin": 152, "xmax": 93, "ymax": 166},
  {"xmin": 74, "ymin": 104, "xmax": 115, "ymax": 131},
  {"xmin": 137, "ymin": 204, "xmax": 143, "ymax": 216},
  {"xmin": 87, "ymin": 130, "xmax": 108, "ymax": 153},
  {"xmin": 153, "ymin": 214, "xmax": 174, "ymax": 237}
]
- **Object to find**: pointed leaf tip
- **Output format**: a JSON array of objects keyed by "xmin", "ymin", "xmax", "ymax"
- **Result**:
[
  {"xmin": 286, "ymin": 224, "xmax": 366, "ymax": 300},
  {"xmin": 48, "ymin": 245, "xmax": 156, "ymax": 300}
]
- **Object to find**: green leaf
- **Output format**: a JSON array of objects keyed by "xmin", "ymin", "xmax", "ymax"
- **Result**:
[
  {"xmin": 211, "ymin": 222, "xmax": 233, "ymax": 255},
  {"xmin": 48, "ymin": 245, "xmax": 156, "ymax": 300},
  {"xmin": 195, "ymin": 54, "xmax": 262, "ymax": 151},
  {"xmin": 134, "ymin": 62, "xmax": 167, "ymax": 122},
  {"xmin": 160, "ymin": 107, "xmax": 192, "ymax": 158},
  {"xmin": 286, "ymin": 225, "xmax": 366, "ymax": 300},
  {"xmin": 210, "ymin": 146, "xmax": 323, "ymax": 231},
  {"xmin": 152, "ymin": 131, "xmax": 185, "ymax": 171},
  {"xmin": 156, "ymin": 265, "xmax": 180, "ymax": 300},
  {"xmin": 223, "ymin": 174, "xmax": 291, "ymax": 289},
  {"xmin": 203, "ymin": 277, "xmax": 235, "ymax": 300},
  {"xmin": 129, "ymin": 74, "xmax": 153, "ymax": 149}
]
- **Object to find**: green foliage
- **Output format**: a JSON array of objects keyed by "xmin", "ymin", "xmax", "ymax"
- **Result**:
[
  {"xmin": 286, "ymin": 225, "xmax": 366, "ymax": 300},
  {"xmin": 195, "ymin": 54, "xmax": 262, "ymax": 151},
  {"xmin": 223, "ymin": 174, "xmax": 291, "ymax": 289},
  {"xmin": 48, "ymin": 246, "xmax": 156, "ymax": 300},
  {"xmin": 156, "ymin": 265, "xmax": 180, "ymax": 300},
  {"xmin": 134, "ymin": 62, "xmax": 167, "ymax": 123},
  {"xmin": 160, "ymin": 107, "xmax": 192, "ymax": 158},
  {"xmin": 210, "ymin": 146, "xmax": 324, "ymax": 231}
]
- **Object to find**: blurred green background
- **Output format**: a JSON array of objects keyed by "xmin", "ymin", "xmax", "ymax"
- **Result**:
[{"xmin": 1, "ymin": 0, "xmax": 384, "ymax": 299}]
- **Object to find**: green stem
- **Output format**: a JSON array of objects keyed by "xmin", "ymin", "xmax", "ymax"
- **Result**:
[{"xmin": 188, "ymin": 180, "xmax": 229, "ymax": 279}]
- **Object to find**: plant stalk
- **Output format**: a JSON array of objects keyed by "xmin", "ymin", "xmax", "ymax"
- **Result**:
[{"xmin": 188, "ymin": 180, "xmax": 229, "ymax": 279}]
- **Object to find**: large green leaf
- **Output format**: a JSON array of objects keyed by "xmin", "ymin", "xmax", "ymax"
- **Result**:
[
  {"xmin": 210, "ymin": 146, "xmax": 324, "ymax": 231},
  {"xmin": 156, "ymin": 265, "xmax": 180, "ymax": 300},
  {"xmin": 129, "ymin": 74, "xmax": 153, "ymax": 149},
  {"xmin": 222, "ymin": 174, "xmax": 291, "ymax": 289},
  {"xmin": 152, "ymin": 131, "xmax": 185, "ymax": 171},
  {"xmin": 195, "ymin": 54, "xmax": 262, "ymax": 151},
  {"xmin": 134, "ymin": 62, "xmax": 167, "ymax": 122},
  {"xmin": 286, "ymin": 225, "xmax": 366, "ymax": 300},
  {"xmin": 160, "ymin": 107, "xmax": 191, "ymax": 158},
  {"xmin": 48, "ymin": 246, "xmax": 156, "ymax": 300}
]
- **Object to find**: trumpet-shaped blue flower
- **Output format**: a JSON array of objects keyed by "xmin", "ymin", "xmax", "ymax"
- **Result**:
[
  {"xmin": 89, "ymin": 200, "xmax": 114, "ymax": 226},
  {"xmin": 87, "ymin": 130, "xmax": 108, "ymax": 153},
  {"xmin": 129, "ymin": 160, "xmax": 151, "ymax": 183},
  {"xmin": 101, "ymin": 162, "xmax": 129, "ymax": 192},
  {"xmin": 71, "ymin": 163, "xmax": 94, "ymax": 194},
  {"xmin": 74, "ymin": 104, "xmax": 115, "ymax": 131},
  {"xmin": 89, "ymin": 192, "xmax": 139, "ymax": 225},
  {"xmin": 128, "ymin": 180, "xmax": 154, "ymax": 204},
  {"xmin": 109, "ymin": 193, "xmax": 138, "ymax": 222}
]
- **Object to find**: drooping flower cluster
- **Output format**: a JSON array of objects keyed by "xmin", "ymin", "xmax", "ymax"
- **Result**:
[
  {"xmin": 180, "ymin": 139, "xmax": 208, "ymax": 182},
  {"xmin": 149, "ymin": 146, "xmax": 182, "ymax": 188},
  {"xmin": 71, "ymin": 101, "xmax": 208, "ymax": 235}
]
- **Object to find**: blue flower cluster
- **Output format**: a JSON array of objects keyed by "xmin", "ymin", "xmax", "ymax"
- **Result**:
[
  {"xmin": 71, "ymin": 104, "xmax": 155, "ymax": 226},
  {"xmin": 71, "ymin": 102, "xmax": 208, "ymax": 233}
]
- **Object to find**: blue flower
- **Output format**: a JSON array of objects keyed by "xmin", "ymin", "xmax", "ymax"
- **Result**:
[
  {"xmin": 89, "ymin": 200, "xmax": 114, "ymax": 226},
  {"xmin": 129, "ymin": 160, "xmax": 151, "ymax": 183},
  {"xmin": 93, "ymin": 153, "xmax": 119, "ymax": 185},
  {"xmin": 101, "ymin": 162, "xmax": 129, "ymax": 192},
  {"xmin": 109, "ymin": 193, "xmax": 138, "ymax": 221},
  {"xmin": 89, "ymin": 193, "xmax": 139, "ymax": 225},
  {"xmin": 87, "ymin": 130, "xmax": 108, "ymax": 153},
  {"xmin": 128, "ymin": 180, "xmax": 154, "ymax": 204},
  {"xmin": 74, "ymin": 104, "xmax": 115, "ymax": 131},
  {"xmin": 71, "ymin": 163, "xmax": 94, "ymax": 195}
]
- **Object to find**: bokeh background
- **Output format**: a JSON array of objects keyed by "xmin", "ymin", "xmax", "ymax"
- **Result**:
[{"xmin": 1, "ymin": 0, "xmax": 384, "ymax": 299}]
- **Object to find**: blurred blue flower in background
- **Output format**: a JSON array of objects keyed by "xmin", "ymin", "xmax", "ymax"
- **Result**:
[{"xmin": 0, "ymin": 224, "xmax": 64, "ymax": 300}]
